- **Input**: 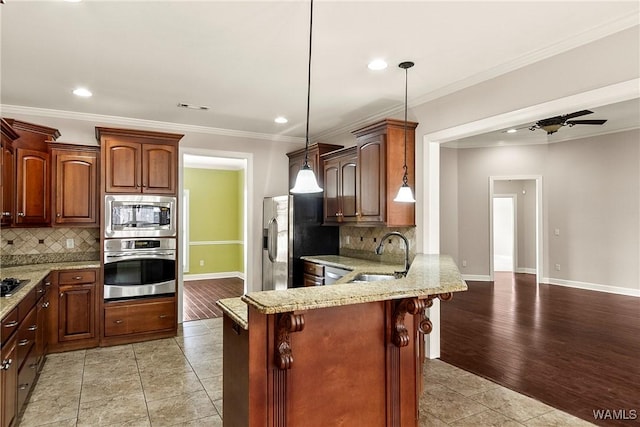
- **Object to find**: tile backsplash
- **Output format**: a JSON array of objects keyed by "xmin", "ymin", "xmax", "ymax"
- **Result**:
[
  {"xmin": 339, "ymin": 226, "xmax": 416, "ymax": 264},
  {"xmin": 0, "ymin": 227, "xmax": 100, "ymax": 267}
]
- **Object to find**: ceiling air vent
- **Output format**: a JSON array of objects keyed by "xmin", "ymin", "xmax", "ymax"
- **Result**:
[{"xmin": 177, "ymin": 103, "xmax": 210, "ymax": 111}]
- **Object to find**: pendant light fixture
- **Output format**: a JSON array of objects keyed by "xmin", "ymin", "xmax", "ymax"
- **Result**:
[
  {"xmin": 393, "ymin": 61, "xmax": 416, "ymax": 203},
  {"xmin": 290, "ymin": 0, "xmax": 322, "ymax": 194}
]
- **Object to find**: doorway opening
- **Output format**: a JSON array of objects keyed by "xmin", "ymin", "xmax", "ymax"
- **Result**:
[
  {"xmin": 179, "ymin": 152, "xmax": 249, "ymax": 322},
  {"xmin": 489, "ymin": 176, "xmax": 542, "ymax": 284},
  {"xmin": 492, "ymin": 195, "xmax": 516, "ymax": 272}
]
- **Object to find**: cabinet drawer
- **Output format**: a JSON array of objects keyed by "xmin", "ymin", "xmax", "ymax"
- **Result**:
[
  {"xmin": 58, "ymin": 270, "xmax": 96, "ymax": 285},
  {"xmin": 18, "ymin": 286, "xmax": 37, "ymax": 322},
  {"xmin": 104, "ymin": 299, "xmax": 175, "ymax": 337},
  {"xmin": 17, "ymin": 306, "xmax": 37, "ymax": 370},
  {"xmin": 303, "ymin": 273, "xmax": 324, "ymax": 287},
  {"xmin": 304, "ymin": 261, "xmax": 324, "ymax": 277},
  {"xmin": 1, "ymin": 306, "xmax": 19, "ymax": 344},
  {"xmin": 17, "ymin": 344, "xmax": 38, "ymax": 412}
]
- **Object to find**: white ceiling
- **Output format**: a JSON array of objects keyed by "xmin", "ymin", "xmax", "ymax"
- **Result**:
[{"xmin": 1, "ymin": 1, "xmax": 639, "ymax": 144}]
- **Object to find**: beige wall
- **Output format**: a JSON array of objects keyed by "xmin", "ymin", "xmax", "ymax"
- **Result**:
[{"xmin": 440, "ymin": 129, "xmax": 639, "ymax": 292}]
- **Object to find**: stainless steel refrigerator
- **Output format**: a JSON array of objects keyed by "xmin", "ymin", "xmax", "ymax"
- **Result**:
[{"xmin": 262, "ymin": 194, "xmax": 339, "ymax": 290}]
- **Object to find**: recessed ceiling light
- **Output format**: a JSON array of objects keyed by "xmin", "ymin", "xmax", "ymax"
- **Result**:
[
  {"xmin": 65, "ymin": 0, "xmax": 83, "ymax": 3},
  {"xmin": 72, "ymin": 88, "xmax": 92, "ymax": 97},
  {"xmin": 506, "ymin": 129, "xmax": 517, "ymax": 133},
  {"xmin": 368, "ymin": 59, "xmax": 388, "ymax": 71},
  {"xmin": 274, "ymin": 116, "xmax": 288, "ymax": 124},
  {"xmin": 177, "ymin": 102, "xmax": 209, "ymax": 111}
]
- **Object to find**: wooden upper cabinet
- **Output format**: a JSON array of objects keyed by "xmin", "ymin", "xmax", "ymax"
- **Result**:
[
  {"xmin": 2, "ymin": 119, "xmax": 60, "ymax": 227},
  {"xmin": 96, "ymin": 127, "xmax": 183, "ymax": 195},
  {"xmin": 321, "ymin": 147, "xmax": 357, "ymax": 224},
  {"xmin": 51, "ymin": 144, "xmax": 99, "ymax": 226},
  {"xmin": 287, "ymin": 143, "xmax": 343, "ymax": 191},
  {"xmin": 15, "ymin": 148, "xmax": 50, "ymax": 225},
  {"xmin": 352, "ymin": 119, "xmax": 417, "ymax": 227},
  {"xmin": 1, "ymin": 119, "xmax": 18, "ymax": 226}
]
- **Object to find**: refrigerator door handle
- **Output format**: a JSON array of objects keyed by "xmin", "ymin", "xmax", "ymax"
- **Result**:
[{"xmin": 267, "ymin": 218, "xmax": 278, "ymax": 262}]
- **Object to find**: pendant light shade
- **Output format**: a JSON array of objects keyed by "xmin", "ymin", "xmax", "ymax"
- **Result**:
[
  {"xmin": 394, "ymin": 61, "xmax": 416, "ymax": 203},
  {"xmin": 291, "ymin": 0, "xmax": 322, "ymax": 194}
]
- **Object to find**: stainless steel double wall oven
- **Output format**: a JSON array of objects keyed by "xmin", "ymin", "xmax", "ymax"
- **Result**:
[{"xmin": 103, "ymin": 195, "xmax": 177, "ymax": 301}]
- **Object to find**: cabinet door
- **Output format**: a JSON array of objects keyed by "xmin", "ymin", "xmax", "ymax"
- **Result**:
[
  {"xmin": 35, "ymin": 285, "xmax": 50, "ymax": 370},
  {"xmin": 1, "ymin": 144, "xmax": 14, "ymax": 226},
  {"xmin": 15, "ymin": 148, "xmax": 50, "ymax": 225},
  {"xmin": 340, "ymin": 156, "xmax": 358, "ymax": 222},
  {"xmin": 104, "ymin": 139, "xmax": 141, "ymax": 193},
  {"xmin": 58, "ymin": 284, "xmax": 96, "ymax": 342},
  {"xmin": 142, "ymin": 143, "xmax": 176, "ymax": 194},
  {"xmin": 357, "ymin": 135, "xmax": 385, "ymax": 224},
  {"xmin": 53, "ymin": 150, "xmax": 98, "ymax": 226},
  {"xmin": 323, "ymin": 158, "xmax": 340, "ymax": 224},
  {"xmin": 1, "ymin": 335, "xmax": 18, "ymax": 427}
]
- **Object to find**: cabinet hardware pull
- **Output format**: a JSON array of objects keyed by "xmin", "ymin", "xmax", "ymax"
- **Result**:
[
  {"xmin": 37, "ymin": 288, "xmax": 44, "ymax": 293},
  {"xmin": 159, "ymin": 314, "xmax": 168, "ymax": 318},
  {"xmin": 2, "ymin": 211, "xmax": 10, "ymax": 216},
  {"xmin": 18, "ymin": 339, "xmax": 29, "ymax": 346},
  {"xmin": 43, "ymin": 302, "xmax": 50, "ymax": 308},
  {"xmin": 56, "ymin": 213, "xmax": 61, "ymax": 217},
  {"xmin": 74, "ymin": 276, "xmax": 82, "ymax": 280},
  {"xmin": 45, "ymin": 282, "xmax": 51, "ymax": 287},
  {"xmin": 60, "ymin": 293, "xmax": 64, "ymax": 297},
  {"xmin": 18, "ymin": 383, "xmax": 29, "ymax": 390},
  {"xmin": 17, "ymin": 212, "xmax": 25, "ymax": 217},
  {"xmin": 28, "ymin": 325, "xmax": 37, "ymax": 331},
  {"xmin": 1, "ymin": 359, "xmax": 12, "ymax": 370},
  {"xmin": 29, "ymin": 363, "xmax": 38, "ymax": 370},
  {"xmin": 4, "ymin": 320, "xmax": 18, "ymax": 327},
  {"xmin": 114, "ymin": 320, "xmax": 124, "ymax": 324}
]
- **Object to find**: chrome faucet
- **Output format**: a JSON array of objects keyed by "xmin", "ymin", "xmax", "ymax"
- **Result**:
[{"xmin": 375, "ymin": 232, "xmax": 410, "ymax": 277}]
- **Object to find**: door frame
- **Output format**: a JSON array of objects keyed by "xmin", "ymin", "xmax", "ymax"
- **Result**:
[
  {"xmin": 491, "ymin": 193, "xmax": 518, "ymax": 275},
  {"xmin": 489, "ymin": 175, "xmax": 543, "ymax": 284}
]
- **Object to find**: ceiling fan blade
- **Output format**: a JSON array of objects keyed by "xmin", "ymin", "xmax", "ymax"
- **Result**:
[
  {"xmin": 562, "ymin": 110, "xmax": 593, "ymax": 120},
  {"xmin": 566, "ymin": 119, "xmax": 607, "ymax": 125}
]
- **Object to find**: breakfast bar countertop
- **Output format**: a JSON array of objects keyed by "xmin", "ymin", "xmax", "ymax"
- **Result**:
[
  {"xmin": 0, "ymin": 261, "xmax": 100, "ymax": 319},
  {"xmin": 239, "ymin": 254, "xmax": 467, "ymax": 315}
]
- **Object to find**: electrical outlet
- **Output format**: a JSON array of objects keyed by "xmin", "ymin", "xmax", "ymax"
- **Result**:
[
  {"xmin": 554, "ymin": 228, "xmax": 560, "ymax": 236},
  {"xmin": 345, "ymin": 236, "xmax": 350, "ymax": 245},
  {"xmin": 555, "ymin": 263, "xmax": 561, "ymax": 271},
  {"xmin": 199, "ymin": 260, "xmax": 205, "ymax": 266},
  {"xmin": 66, "ymin": 238, "xmax": 74, "ymax": 249},
  {"xmin": 462, "ymin": 260, "xmax": 467, "ymax": 267}
]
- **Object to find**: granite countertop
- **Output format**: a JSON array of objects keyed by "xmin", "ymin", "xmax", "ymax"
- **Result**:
[
  {"xmin": 217, "ymin": 297, "xmax": 248, "ymax": 330},
  {"xmin": 220, "ymin": 254, "xmax": 466, "ymax": 321},
  {"xmin": 0, "ymin": 261, "xmax": 100, "ymax": 319}
]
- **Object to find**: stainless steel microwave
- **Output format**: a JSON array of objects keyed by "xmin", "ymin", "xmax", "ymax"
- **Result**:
[{"xmin": 105, "ymin": 195, "xmax": 176, "ymax": 238}]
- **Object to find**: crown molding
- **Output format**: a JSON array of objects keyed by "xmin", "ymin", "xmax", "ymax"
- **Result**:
[{"xmin": 0, "ymin": 104, "xmax": 305, "ymax": 144}]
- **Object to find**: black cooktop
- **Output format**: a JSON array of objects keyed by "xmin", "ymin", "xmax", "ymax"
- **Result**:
[{"xmin": 0, "ymin": 278, "xmax": 30, "ymax": 297}]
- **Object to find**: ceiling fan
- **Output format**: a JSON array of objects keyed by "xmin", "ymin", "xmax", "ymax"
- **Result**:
[{"xmin": 529, "ymin": 110, "xmax": 607, "ymax": 135}]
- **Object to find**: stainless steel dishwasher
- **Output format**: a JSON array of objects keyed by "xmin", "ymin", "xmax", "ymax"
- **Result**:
[{"xmin": 324, "ymin": 266, "xmax": 351, "ymax": 285}]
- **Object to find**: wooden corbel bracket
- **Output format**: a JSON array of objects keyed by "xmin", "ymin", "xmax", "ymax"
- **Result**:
[
  {"xmin": 275, "ymin": 312, "xmax": 305, "ymax": 370},
  {"xmin": 418, "ymin": 292, "xmax": 455, "ymax": 335},
  {"xmin": 392, "ymin": 298, "xmax": 426, "ymax": 348}
]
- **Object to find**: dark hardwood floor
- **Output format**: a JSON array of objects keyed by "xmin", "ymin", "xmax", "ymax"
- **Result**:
[
  {"xmin": 183, "ymin": 277, "xmax": 244, "ymax": 322},
  {"xmin": 440, "ymin": 272, "xmax": 640, "ymax": 426}
]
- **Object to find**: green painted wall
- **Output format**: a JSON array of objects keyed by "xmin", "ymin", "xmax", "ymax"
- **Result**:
[{"xmin": 184, "ymin": 168, "xmax": 244, "ymax": 274}]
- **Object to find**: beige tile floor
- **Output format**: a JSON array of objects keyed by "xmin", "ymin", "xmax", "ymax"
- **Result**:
[{"xmin": 18, "ymin": 318, "xmax": 594, "ymax": 427}]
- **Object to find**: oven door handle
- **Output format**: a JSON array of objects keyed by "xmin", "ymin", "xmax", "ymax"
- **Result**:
[{"xmin": 105, "ymin": 252, "xmax": 175, "ymax": 263}]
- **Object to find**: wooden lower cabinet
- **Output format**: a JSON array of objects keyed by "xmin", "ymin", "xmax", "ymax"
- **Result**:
[
  {"xmin": 1, "ymin": 335, "xmax": 18, "ymax": 427},
  {"xmin": 48, "ymin": 269, "xmax": 99, "ymax": 353},
  {"xmin": 303, "ymin": 260, "xmax": 324, "ymax": 286},
  {"xmin": 224, "ymin": 300, "xmax": 423, "ymax": 426},
  {"xmin": 103, "ymin": 297, "xmax": 176, "ymax": 344}
]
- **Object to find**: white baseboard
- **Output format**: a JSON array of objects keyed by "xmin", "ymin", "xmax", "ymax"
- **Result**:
[
  {"xmin": 516, "ymin": 267, "xmax": 536, "ymax": 274},
  {"xmin": 542, "ymin": 277, "xmax": 640, "ymax": 297},
  {"xmin": 183, "ymin": 271, "xmax": 245, "ymax": 281},
  {"xmin": 461, "ymin": 274, "xmax": 491, "ymax": 282}
]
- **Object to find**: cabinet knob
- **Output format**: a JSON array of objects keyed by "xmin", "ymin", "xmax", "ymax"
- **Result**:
[
  {"xmin": 43, "ymin": 302, "xmax": 50, "ymax": 308},
  {"xmin": 74, "ymin": 276, "xmax": 82, "ymax": 280},
  {"xmin": 2, "ymin": 212, "xmax": 10, "ymax": 217},
  {"xmin": 1, "ymin": 359, "xmax": 12, "ymax": 370},
  {"xmin": 17, "ymin": 212, "xmax": 25, "ymax": 217},
  {"xmin": 44, "ymin": 282, "xmax": 51, "ymax": 287},
  {"xmin": 60, "ymin": 292, "xmax": 64, "ymax": 297},
  {"xmin": 18, "ymin": 383, "xmax": 30, "ymax": 391},
  {"xmin": 159, "ymin": 314, "xmax": 168, "ymax": 319},
  {"xmin": 56, "ymin": 213, "xmax": 61, "ymax": 217},
  {"xmin": 114, "ymin": 320, "xmax": 124, "ymax": 324}
]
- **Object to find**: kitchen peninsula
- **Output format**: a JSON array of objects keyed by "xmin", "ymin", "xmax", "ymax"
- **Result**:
[{"xmin": 218, "ymin": 254, "xmax": 467, "ymax": 427}]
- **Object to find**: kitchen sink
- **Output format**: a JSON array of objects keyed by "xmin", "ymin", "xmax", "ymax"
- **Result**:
[{"xmin": 348, "ymin": 273, "xmax": 397, "ymax": 283}]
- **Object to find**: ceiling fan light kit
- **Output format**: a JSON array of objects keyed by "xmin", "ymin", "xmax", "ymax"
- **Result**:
[{"xmin": 530, "ymin": 109, "xmax": 608, "ymax": 135}]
